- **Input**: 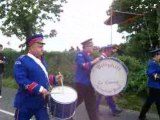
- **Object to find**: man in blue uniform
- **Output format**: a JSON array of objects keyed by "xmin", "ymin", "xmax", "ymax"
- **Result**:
[
  {"xmin": 96, "ymin": 45, "xmax": 123, "ymax": 116},
  {"xmin": 75, "ymin": 38, "xmax": 100, "ymax": 120},
  {"xmin": 139, "ymin": 48, "xmax": 160, "ymax": 120},
  {"xmin": 14, "ymin": 34, "xmax": 62, "ymax": 120}
]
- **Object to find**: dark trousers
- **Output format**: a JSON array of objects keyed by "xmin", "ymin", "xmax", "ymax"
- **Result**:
[
  {"xmin": 14, "ymin": 106, "xmax": 49, "ymax": 120},
  {"xmin": 75, "ymin": 83, "xmax": 98, "ymax": 120},
  {"xmin": 96, "ymin": 94, "xmax": 116, "ymax": 113},
  {"xmin": 139, "ymin": 87, "xmax": 160, "ymax": 119}
]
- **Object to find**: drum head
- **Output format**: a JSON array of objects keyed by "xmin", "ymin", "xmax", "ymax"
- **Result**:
[
  {"xmin": 51, "ymin": 86, "xmax": 77, "ymax": 104},
  {"xmin": 90, "ymin": 57, "xmax": 128, "ymax": 96}
]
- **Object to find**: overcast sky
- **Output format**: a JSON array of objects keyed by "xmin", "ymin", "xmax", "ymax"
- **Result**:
[{"xmin": 0, "ymin": 0, "xmax": 126, "ymax": 52}]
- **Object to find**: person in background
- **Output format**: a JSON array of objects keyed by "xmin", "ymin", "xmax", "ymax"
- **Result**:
[
  {"xmin": 139, "ymin": 48, "xmax": 160, "ymax": 120},
  {"xmin": 13, "ymin": 34, "xmax": 62, "ymax": 120},
  {"xmin": 76, "ymin": 46, "xmax": 80, "ymax": 52},
  {"xmin": 75, "ymin": 38, "xmax": 100, "ymax": 120},
  {"xmin": 112, "ymin": 44, "xmax": 124, "ymax": 56},
  {"xmin": 69, "ymin": 46, "xmax": 75, "ymax": 52},
  {"xmin": 96, "ymin": 45, "xmax": 123, "ymax": 116},
  {"xmin": 0, "ymin": 44, "xmax": 6, "ymax": 98}
]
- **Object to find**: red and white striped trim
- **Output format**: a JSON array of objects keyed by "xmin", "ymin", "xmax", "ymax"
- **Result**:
[{"xmin": 27, "ymin": 82, "xmax": 38, "ymax": 93}]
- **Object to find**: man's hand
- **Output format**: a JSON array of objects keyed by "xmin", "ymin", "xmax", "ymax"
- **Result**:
[
  {"xmin": 55, "ymin": 72, "xmax": 63, "ymax": 85},
  {"xmin": 41, "ymin": 88, "xmax": 48, "ymax": 99},
  {"xmin": 91, "ymin": 57, "xmax": 100, "ymax": 65},
  {"xmin": 0, "ymin": 60, "xmax": 4, "ymax": 64},
  {"xmin": 154, "ymin": 73, "xmax": 160, "ymax": 81}
]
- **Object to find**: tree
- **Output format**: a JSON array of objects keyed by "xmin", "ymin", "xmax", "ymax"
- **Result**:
[
  {"xmin": 0, "ymin": 0, "xmax": 66, "ymax": 48},
  {"xmin": 108, "ymin": 0, "xmax": 160, "ymax": 60}
]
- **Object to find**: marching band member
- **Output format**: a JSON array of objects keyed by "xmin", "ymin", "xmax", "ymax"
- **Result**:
[
  {"xmin": 13, "ymin": 34, "xmax": 62, "ymax": 120},
  {"xmin": 75, "ymin": 38, "xmax": 100, "ymax": 120},
  {"xmin": 139, "ymin": 48, "xmax": 160, "ymax": 120},
  {"xmin": 96, "ymin": 45, "xmax": 123, "ymax": 116}
]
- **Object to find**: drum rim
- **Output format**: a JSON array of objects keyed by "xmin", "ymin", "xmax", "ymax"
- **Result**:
[
  {"xmin": 105, "ymin": 57, "xmax": 128, "ymax": 74},
  {"xmin": 50, "ymin": 85, "xmax": 78, "ymax": 104}
]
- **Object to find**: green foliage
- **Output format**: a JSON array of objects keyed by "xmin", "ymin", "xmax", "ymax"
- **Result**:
[
  {"xmin": 3, "ymin": 48, "xmax": 22, "ymax": 78},
  {"xmin": 3, "ymin": 77, "xmax": 18, "ymax": 89},
  {"xmin": 116, "ymin": 55, "xmax": 148, "ymax": 96},
  {"xmin": 123, "ymin": 36, "xmax": 150, "ymax": 61},
  {"xmin": 116, "ymin": 93, "xmax": 143, "ymax": 111},
  {"xmin": 92, "ymin": 50, "xmax": 100, "ymax": 58},
  {"xmin": 44, "ymin": 51, "xmax": 75, "ymax": 85},
  {"xmin": 112, "ymin": 0, "xmax": 160, "ymax": 57},
  {"xmin": 0, "ymin": 0, "xmax": 67, "ymax": 41},
  {"xmin": 116, "ymin": 92, "xmax": 156, "ymax": 112}
]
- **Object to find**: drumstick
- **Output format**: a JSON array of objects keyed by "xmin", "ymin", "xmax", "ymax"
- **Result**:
[
  {"xmin": 50, "ymin": 91, "xmax": 63, "ymax": 94},
  {"xmin": 59, "ymin": 72, "xmax": 64, "ymax": 93}
]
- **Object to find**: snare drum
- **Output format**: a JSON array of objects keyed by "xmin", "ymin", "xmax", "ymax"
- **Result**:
[
  {"xmin": 49, "ymin": 86, "xmax": 77, "ymax": 120},
  {"xmin": 90, "ymin": 57, "xmax": 128, "ymax": 96}
]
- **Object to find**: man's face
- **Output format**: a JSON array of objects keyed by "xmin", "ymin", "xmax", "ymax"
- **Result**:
[
  {"xmin": 85, "ymin": 46, "xmax": 93, "ymax": 53},
  {"xmin": 104, "ymin": 49, "xmax": 113, "ymax": 57},
  {"xmin": 84, "ymin": 44, "xmax": 94, "ymax": 53},
  {"xmin": 29, "ymin": 42, "xmax": 44, "ymax": 57}
]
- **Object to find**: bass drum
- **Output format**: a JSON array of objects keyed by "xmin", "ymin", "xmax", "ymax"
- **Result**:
[
  {"xmin": 49, "ymin": 86, "xmax": 77, "ymax": 120},
  {"xmin": 90, "ymin": 57, "xmax": 128, "ymax": 96}
]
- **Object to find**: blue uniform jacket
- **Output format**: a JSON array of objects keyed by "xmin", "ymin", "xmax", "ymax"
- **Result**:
[
  {"xmin": 147, "ymin": 59, "xmax": 160, "ymax": 89},
  {"xmin": 14, "ymin": 54, "xmax": 51, "ymax": 109},
  {"xmin": 75, "ymin": 51, "xmax": 92, "ymax": 85}
]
